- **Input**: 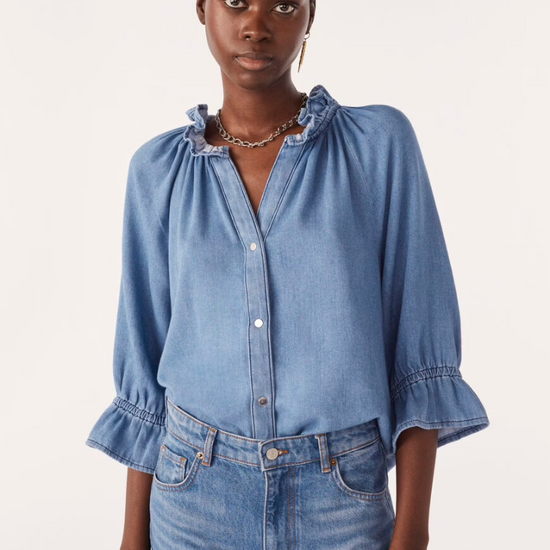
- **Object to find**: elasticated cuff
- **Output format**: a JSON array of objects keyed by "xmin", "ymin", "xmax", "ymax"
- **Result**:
[
  {"xmin": 390, "ymin": 366, "xmax": 490, "ymax": 457},
  {"xmin": 85, "ymin": 396, "xmax": 166, "ymax": 474}
]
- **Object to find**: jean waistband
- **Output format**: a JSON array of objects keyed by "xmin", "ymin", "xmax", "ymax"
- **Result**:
[{"xmin": 164, "ymin": 396, "xmax": 382, "ymax": 473}]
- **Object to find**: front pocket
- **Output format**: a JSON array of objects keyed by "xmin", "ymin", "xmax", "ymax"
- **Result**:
[
  {"xmin": 330, "ymin": 437, "xmax": 388, "ymax": 500},
  {"xmin": 153, "ymin": 439, "xmax": 203, "ymax": 490}
]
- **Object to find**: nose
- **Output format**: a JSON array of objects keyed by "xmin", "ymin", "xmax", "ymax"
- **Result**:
[{"xmin": 239, "ymin": 8, "xmax": 272, "ymax": 42}]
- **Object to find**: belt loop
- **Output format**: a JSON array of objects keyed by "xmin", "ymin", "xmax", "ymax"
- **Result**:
[
  {"xmin": 201, "ymin": 426, "xmax": 218, "ymax": 467},
  {"xmin": 315, "ymin": 433, "xmax": 331, "ymax": 474}
]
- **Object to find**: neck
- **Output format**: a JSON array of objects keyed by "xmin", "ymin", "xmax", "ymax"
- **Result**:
[{"xmin": 217, "ymin": 74, "xmax": 305, "ymax": 141}]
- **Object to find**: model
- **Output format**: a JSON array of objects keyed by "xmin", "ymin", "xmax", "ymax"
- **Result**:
[{"xmin": 86, "ymin": 1, "xmax": 490, "ymax": 549}]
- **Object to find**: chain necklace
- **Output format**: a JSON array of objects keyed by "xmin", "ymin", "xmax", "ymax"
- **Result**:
[{"xmin": 214, "ymin": 92, "xmax": 308, "ymax": 148}]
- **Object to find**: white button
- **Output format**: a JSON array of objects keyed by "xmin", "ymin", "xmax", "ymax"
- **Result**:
[
  {"xmin": 266, "ymin": 448, "xmax": 279, "ymax": 460},
  {"xmin": 250, "ymin": 242, "xmax": 257, "ymax": 250},
  {"xmin": 254, "ymin": 318, "xmax": 263, "ymax": 328}
]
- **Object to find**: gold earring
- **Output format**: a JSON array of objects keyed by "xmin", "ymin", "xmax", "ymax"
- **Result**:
[{"xmin": 298, "ymin": 32, "xmax": 310, "ymax": 73}]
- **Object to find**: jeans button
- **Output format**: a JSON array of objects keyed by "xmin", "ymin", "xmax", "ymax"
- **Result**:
[{"xmin": 266, "ymin": 448, "xmax": 279, "ymax": 460}]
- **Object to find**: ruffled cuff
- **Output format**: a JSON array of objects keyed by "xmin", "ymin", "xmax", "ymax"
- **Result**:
[
  {"xmin": 390, "ymin": 366, "xmax": 490, "ymax": 457},
  {"xmin": 85, "ymin": 396, "xmax": 166, "ymax": 474}
]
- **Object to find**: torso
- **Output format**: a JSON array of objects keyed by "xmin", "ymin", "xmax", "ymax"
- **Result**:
[{"xmin": 204, "ymin": 118, "xmax": 306, "ymax": 217}]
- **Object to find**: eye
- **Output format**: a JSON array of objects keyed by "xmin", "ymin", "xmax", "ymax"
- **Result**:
[
  {"xmin": 273, "ymin": 3, "xmax": 297, "ymax": 14},
  {"xmin": 223, "ymin": 0, "xmax": 247, "ymax": 8}
]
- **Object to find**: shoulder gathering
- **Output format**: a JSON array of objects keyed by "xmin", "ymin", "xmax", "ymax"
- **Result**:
[{"xmin": 339, "ymin": 103, "xmax": 418, "ymax": 144}]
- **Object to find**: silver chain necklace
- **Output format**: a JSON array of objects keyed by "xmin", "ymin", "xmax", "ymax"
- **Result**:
[{"xmin": 214, "ymin": 92, "xmax": 308, "ymax": 148}]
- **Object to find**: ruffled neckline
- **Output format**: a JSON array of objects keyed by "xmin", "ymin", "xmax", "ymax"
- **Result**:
[{"xmin": 182, "ymin": 84, "xmax": 339, "ymax": 157}]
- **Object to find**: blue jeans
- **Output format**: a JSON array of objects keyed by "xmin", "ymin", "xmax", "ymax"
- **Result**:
[{"xmin": 150, "ymin": 397, "xmax": 396, "ymax": 549}]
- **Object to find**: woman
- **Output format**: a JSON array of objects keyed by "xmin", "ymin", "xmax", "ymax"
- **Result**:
[{"xmin": 86, "ymin": 1, "xmax": 490, "ymax": 549}]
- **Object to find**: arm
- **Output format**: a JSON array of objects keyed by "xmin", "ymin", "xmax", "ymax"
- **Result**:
[
  {"xmin": 120, "ymin": 468, "xmax": 154, "ymax": 550},
  {"xmin": 86, "ymin": 131, "xmax": 182, "ymax": 544},
  {"xmin": 390, "ymin": 427, "xmax": 438, "ymax": 550},
  {"xmin": 377, "ymin": 108, "xmax": 489, "ymax": 546}
]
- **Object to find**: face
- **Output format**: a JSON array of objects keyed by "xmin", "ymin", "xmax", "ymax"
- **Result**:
[{"xmin": 196, "ymin": 0, "xmax": 314, "ymax": 89}]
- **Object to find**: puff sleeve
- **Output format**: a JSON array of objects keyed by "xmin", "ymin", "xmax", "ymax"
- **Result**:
[
  {"xmin": 380, "ymin": 110, "xmax": 490, "ymax": 457},
  {"xmin": 85, "ymin": 136, "xmax": 178, "ymax": 474}
]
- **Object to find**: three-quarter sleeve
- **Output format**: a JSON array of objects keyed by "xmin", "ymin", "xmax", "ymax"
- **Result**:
[
  {"xmin": 85, "ymin": 138, "xmax": 176, "ymax": 474},
  {"xmin": 380, "ymin": 109, "xmax": 490, "ymax": 457}
]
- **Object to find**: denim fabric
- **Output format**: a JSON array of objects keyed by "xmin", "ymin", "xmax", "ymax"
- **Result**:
[
  {"xmin": 150, "ymin": 396, "xmax": 395, "ymax": 550},
  {"xmin": 85, "ymin": 83, "xmax": 490, "ymax": 478}
]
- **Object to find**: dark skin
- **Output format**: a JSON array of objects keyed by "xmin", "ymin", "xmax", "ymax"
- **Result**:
[{"xmin": 120, "ymin": 1, "xmax": 439, "ymax": 549}]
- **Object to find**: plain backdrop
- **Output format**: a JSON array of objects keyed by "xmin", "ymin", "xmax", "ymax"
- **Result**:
[{"xmin": 1, "ymin": 1, "xmax": 548, "ymax": 548}]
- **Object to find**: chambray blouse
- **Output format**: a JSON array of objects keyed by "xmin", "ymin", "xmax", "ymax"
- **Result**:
[{"xmin": 85, "ymin": 84, "xmax": 490, "ymax": 474}]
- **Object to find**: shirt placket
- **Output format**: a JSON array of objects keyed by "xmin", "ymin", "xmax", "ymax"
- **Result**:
[{"xmin": 210, "ymin": 144, "xmax": 303, "ymax": 440}]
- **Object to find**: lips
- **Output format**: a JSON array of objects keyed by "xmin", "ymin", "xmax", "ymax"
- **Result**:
[
  {"xmin": 235, "ymin": 53, "xmax": 273, "ymax": 71},
  {"xmin": 236, "ymin": 52, "xmax": 273, "ymax": 61}
]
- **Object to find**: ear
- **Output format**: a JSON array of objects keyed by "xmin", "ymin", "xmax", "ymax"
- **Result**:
[{"xmin": 196, "ymin": 0, "xmax": 207, "ymax": 25}]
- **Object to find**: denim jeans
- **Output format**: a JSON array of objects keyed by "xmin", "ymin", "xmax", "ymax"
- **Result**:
[{"xmin": 150, "ymin": 396, "xmax": 396, "ymax": 549}]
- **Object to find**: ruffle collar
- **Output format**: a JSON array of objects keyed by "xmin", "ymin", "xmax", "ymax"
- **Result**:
[{"xmin": 182, "ymin": 84, "xmax": 339, "ymax": 157}]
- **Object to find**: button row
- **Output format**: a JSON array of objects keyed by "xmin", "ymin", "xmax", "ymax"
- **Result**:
[{"xmin": 248, "ymin": 239, "xmax": 268, "ymax": 423}]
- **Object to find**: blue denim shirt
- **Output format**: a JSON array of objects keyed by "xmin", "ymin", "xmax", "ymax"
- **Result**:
[{"xmin": 85, "ymin": 84, "xmax": 490, "ymax": 474}]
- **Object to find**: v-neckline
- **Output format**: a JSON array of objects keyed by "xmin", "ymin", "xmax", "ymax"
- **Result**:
[
  {"xmin": 182, "ymin": 84, "xmax": 340, "ymax": 237},
  {"xmin": 224, "ymin": 134, "xmax": 292, "ymax": 222},
  {"xmin": 222, "ymin": 134, "xmax": 294, "ymax": 238}
]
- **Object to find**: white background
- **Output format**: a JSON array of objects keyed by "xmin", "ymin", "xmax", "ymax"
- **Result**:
[{"xmin": 1, "ymin": 1, "xmax": 548, "ymax": 548}]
